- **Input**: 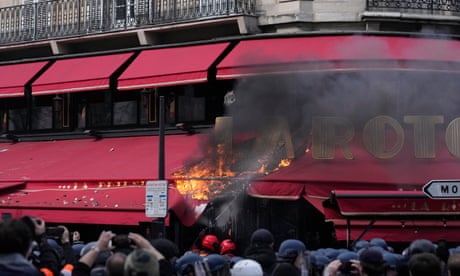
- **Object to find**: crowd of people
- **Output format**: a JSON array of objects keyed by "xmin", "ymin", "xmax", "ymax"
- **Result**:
[{"xmin": 1, "ymin": 215, "xmax": 459, "ymax": 276}]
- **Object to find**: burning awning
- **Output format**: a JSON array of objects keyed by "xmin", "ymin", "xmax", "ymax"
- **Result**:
[
  {"xmin": 0, "ymin": 135, "xmax": 207, "ymax": 226},
  {"xmin": 31, "ymin": 53, "xmax": 134, "ymax": 95},
  {"xmin": 0, "ymin": 61, "xmax": 49, "ymax": 98},
  {"xmin": 216, "ymin": 35, "xmax": 460, "ymax": 79}
]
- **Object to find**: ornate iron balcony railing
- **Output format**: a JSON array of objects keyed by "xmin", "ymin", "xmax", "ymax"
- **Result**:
[
  {"xmin": 0, "ymin": 0, "xmax": 255, "ymax": 45},
  {"xmin": 367, "ymin": 0, "xmax": 460, "ymax": 16}
]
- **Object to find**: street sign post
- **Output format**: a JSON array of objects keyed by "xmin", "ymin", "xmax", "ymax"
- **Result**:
[
  {"xmin": 145, "ymin": 180, "xmax": 168, "ymax": 218},
  {"xmin": 423, "ymin": 180, "xmax": 460, "ymax": 199}
]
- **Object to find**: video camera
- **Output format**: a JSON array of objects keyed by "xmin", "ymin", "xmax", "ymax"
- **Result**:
[
  {"xmin": 45, "ymin": 227, "xmax": 64, "ymax": 240},
  {"xmin": 111, "ymin": 234, "xmax": 134, "ymax": 249}
]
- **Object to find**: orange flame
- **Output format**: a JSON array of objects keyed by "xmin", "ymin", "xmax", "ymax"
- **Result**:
[{"xmin": 174, "ymin": 143, "xmax": 292, "ymax": 200}]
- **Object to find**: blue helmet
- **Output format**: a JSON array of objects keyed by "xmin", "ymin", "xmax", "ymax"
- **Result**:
[
  {"xmin": 353, "ymin": 240, "xmax": 369, "ymax": 252},
  {"xmin": 277, "ymin": 239, "xmax": 306, "ymax": 260},
  {"xmin": 369, "ymin": 238, "xmax": 388, "ymax": 251},
  {"xmin": 175, "ymin": 252, "xmax": 202, "ymax": 276},
  {"xmin": 201, "ymin": 254, "xmax": 230, "ymax": 274},
  {"xmin": 408, "ymin": 239, "xmax": 436, "ymax": 256}
]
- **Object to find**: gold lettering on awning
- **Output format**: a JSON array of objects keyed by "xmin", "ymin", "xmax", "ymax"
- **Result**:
[
  {"xmin": 404, "ymin": 115, "xmax": 444, "ymax": 158},
  {"xmin": 446, "ymin": 118, "xmax": 460, "ymax": 158},
  {"xmin": 363, "ymin": 116, "xmax": 404, "ymax": 159},
  {"xmin": 312, "ymin": 117, "xmax": 354, "ymax": 159}
]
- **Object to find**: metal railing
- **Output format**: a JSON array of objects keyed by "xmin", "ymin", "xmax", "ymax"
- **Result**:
[
  {"xmin": 0, "ymin": 0, "xmax": 255, "ymax": 45},
  {"xmin": 367, "ymin": 0, "xmax": 460, "ymax": 16}
]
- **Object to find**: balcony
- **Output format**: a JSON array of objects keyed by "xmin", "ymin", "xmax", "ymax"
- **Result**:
[
  {"xmin": 367, "ymin": 0, "xmax": 460, "ymax": 16},
  {"xmin": 0, "ymin": 0, "xmax": 256, "ymax": 46}
]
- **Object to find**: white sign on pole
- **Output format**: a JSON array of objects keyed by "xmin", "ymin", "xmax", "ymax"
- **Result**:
[
  {"xmin": 423, "ymin": 180, "xmax": 460, "ymax": 199},
  {"xmin": 145, "ymin": 180, "xmax": 168, "ymax": 218}
]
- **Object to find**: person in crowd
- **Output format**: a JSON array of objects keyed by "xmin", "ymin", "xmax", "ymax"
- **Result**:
[
  {"xmin": 408, "ymin": 252, "xmax": 442, "ymax": 276},
  {"xmin": 276, "ymin": 239, "xmax": 307, "ymax": 274},
  {"xmin": 73, "ymin": 230, "xmax": 84, "ymax": 245},
  {"xmin": 198, "ymin": 253, "xmax": 231, "ymax": 276},
  {"xmin": 369, "ymin": 238, "xmax": 389, "ymax": 252},
  {"xmin": 353, "ymin": 240, "xmax": 370, "ymax": 252},
  {"xmin": 0, "ymin": 218, "xmax": 43, "ymax": 275},
  {"xmin": 407, "ymin": 239, "xmax": 436, "ymax": 257},
  {"xmin": 447, "ymin": 254, "xmax": 460, "ymax": 276},
  {"xmin": 124, "ymin": 248, "xmax": 159, "ymax": 276},
  {"xmin": 73, "ymin": 230, "xmax": 167, "ymax": 276},
  {"xmin": 105, "ymin": 252, "xmax": 127, "ymax": 276},
  {"xmin": 322, "ymin": 251, "xmax": 360, "ymax": 276},
  {"xmin": 220, "ymin": 239, "xmax": 237, "ymax": 258},
  {"xmin": 382, "ymin": 252, "xmax": 399, "ymax": 276},
  {"xmin": 53, "ymin": 224, "xmax": 77, "ymax": 268},
  {"xmin": 175, "ymin": 252, "xmax": 203, "ymax": 276},
  {"xmin": 200, "ymin": 234, "xmax": 221, "ymax": 257},
  {"xmin": 436, "ymin": 239, "xmax": 450, "ymax": 276},
  {"xmin": 358, "ymin": 247, "xmax": 386, "ymax": 276},
  {"xmin": 148, "ymin": 238, "xmax": 176, "ymax": 276},
  {"xmin": 20, "ymin": 215, "xmax": 63, "ymax": 276},
  {"xmin": 244, "ymin": 228, "xmax": 277, "ymax": 275},
  {"xmin": 230, "ymin": 259, "xmax": 264, "ymax": 276},
  {"xmin": 337, "ymin": 251, "xmax": 359, "ymax": 276}
]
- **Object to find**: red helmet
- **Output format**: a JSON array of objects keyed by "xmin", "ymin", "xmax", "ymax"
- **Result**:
[
  {"xmin": 201, "ymin": 234, "xmax": 220, "ymax": 252},
  {"xmin": 220, "ymin": 239, "xmax": 237, "ymax": 255}
]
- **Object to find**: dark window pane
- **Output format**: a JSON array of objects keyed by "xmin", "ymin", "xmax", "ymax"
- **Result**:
[
  {"xmin": 88, "ymin": 102, "xmax": 111, "ymax": 127},
  {"xmin": 177, "ymin": 95, "xmax": 205, "ymax": 122},
  {"xmin": 113, "ymin": 100, "xmax": 137, "ymax": 125},
  {"xmin": 31, "ymin": 106, "xmax": 52, "ymax": 130},
  {"xmin": 8, "ymin": 108, "xmax": 27, "ymax": 131}
]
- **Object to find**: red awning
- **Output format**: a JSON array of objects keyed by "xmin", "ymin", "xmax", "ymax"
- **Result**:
[
  {"xmin": 216, "ymin": 35, "xmax": 460, "ymax": 79},
  {"xmin": 32, "ymin": 53, "xmax": 134, "ymax": 95},
  {"xmin": 333, "ymin": 220, "xmax": 460, "ymax": 242},
  {"xmin": 0, "ymin": 61, "xmax": 48, "ymax": 98},
  {"xmin": 0, "ymin": 135, "xmax": 208, "ymax": 226},
  {"xmin": 0, "ymin": 181, "xmax": 25, "ymax": 191},
  {"xmin": 249, "ymin": 134, "xmax": 460, "ymax": 241},
  {"xmin": 330, "ymin": 190, "xmax": 460, "ymax": 217},
  {"xmin": 117, "ymin": 43, "xmax": 230, "ymax": 90}
]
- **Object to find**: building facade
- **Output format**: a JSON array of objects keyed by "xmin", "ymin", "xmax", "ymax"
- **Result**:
[{"xmin": 0, "ymin": 0, "xmax": 460, "ymax": 249}]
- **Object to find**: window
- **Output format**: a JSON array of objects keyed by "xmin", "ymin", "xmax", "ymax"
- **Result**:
[
  {"xmin": 31, "ymin": 96, "xmax": 52, "ymax": 130},
  {"xmin": 7, "ymin": 98, "xmax": 27, "ymax": 132},
  {"xmin": 113, "ymin": 90, "xmax": 138, "ymax": 126}
]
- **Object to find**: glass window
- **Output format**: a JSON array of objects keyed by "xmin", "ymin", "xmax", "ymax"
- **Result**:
[
  {"xmin": 7, "ymin": 98, "xmax": 28, "ymax": 132},
  {"xmin": 31, "ymin": 95, "xmax": 52, "ymax": 130},
  {"xmin": 113, "ymin": 89, "xmax": 139, "ymax": 126},
  {"xmin": 177, "ymin": 86, "xmax": 205, "ymax": 123},
  {"xmin": 80, "ymin": 91, "xmax": 111, "ymax": 129}
]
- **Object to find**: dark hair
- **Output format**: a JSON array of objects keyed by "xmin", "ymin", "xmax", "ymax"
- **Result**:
[
  {"xmin": 0, "ymin": 219, "xmax": 34, "ymax": 256},
  {"xmin": 408, "ymin": 252, "xmax": 442, "ymax": 276}
]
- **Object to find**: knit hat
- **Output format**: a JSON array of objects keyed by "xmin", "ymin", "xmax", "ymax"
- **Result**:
[
  {"xmin": 250, "ymin": 228, "xmax": 274, "ymax": 246},
  {"xmin": 124, "ymin": 248, "xmax": 159, "ymax": 276},
  {"xmin": 151, "ymin": 238, "xmax": 179, "ymax": 261}
]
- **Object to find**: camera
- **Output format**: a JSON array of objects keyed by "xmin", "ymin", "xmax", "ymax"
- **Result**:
[
  {"xmin": 45, "ymin": 227, "xmax": 64, "ymax": 239},
  {"xmin": 339, "ymin": 261, "xmax": 354, "ymax": 274},
  {"xmin": 111, "ymin": 234, "xmax": 133, "ymax": 249}
]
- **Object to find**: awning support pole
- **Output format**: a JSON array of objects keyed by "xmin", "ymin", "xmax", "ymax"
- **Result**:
[
  {"xmin": 152, "ymin": 95, "xmax": 166, "ymax": 239},
  {"xmin": 350, "ymin": 218, "xmax": 376, "ymax": 249},
  {"xmin": 159, "ymin": 96, "xmax": 165, "ymax": 180},
  {"xmin": 346, "ymin": 218, "xmax": 351, "ymax": 249}
]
